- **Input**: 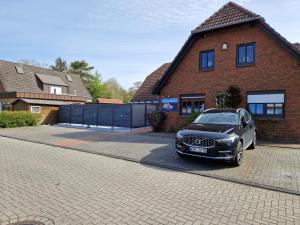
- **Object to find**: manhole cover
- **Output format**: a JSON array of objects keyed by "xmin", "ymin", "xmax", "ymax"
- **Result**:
[{"xmin": 7, "ymin": 221, "xmax": 45, "ymax": 225}]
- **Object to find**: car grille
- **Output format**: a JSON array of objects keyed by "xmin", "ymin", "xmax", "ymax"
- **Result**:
[{"xmin": 183, "ymin": 136, "xmax": 215, "ymax": 148}]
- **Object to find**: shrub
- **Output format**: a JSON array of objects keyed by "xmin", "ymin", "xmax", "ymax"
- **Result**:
[
  {"xmin": 215, "ymin": 85, "xmax": 242, "ymax": 108},
  {"xmin": 146, "ymin": 111, "xmax": 166, "ymax": 132},
  {"xmin": 0, "ymin": 111, "xmax": 41, "ymax": 128},
  {"xmin": 177, "ymin": 112, "xmax": 201, "ymax": 130}
]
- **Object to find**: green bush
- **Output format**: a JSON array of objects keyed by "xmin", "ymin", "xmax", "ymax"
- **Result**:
[
  {"xmin": 177, "ymin": 112, "xmax": 201, "ymax": 130},
  {"xmin": 0, "ymin": 111, "xmax": 41, "ymax": 128},
  {"xmin": 146, "ymin": 112, "xmax": 166, "ymax": 132}
]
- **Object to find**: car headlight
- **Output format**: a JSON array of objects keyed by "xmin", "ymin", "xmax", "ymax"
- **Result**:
[
  {"xmin": 217, "ymin": 135, "xmax": 238, "ymax": 145},
  {"xmin": 176, "ymin": 132, "xmax": 184, "ymax": 140}
]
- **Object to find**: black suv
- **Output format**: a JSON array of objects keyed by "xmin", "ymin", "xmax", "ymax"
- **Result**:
[{"xmin": 176, "ymin": 108, "xmax": 256, "ymax": 166}]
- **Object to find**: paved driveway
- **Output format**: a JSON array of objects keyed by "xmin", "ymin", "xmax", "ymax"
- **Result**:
[
  {"xmin": 1, "ymin": 137, "xmax": 300, "ymax": 225},
  {"xmin": 0, "ymin": 126, "xmax": 299, "ymax": 195}
]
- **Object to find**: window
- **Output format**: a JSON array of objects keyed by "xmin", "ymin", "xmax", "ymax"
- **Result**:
[
  {"xmin": 200, "ymin": 50, "xmax": 214, "ymax": 70},
  {"xmin": 50, "ymin": 86, "xmax": 62, "ymax": 95},
  {"xmin": 180, "ymin": 95, "xmax": 205, "ymax": 115},
  {"xmin": 247, "ymin": 91, "xmax": 285, "ymax": 118},
  {"xmin": 31, "ymin": 106, "xmax": 41, "ymax": 113},
  {"xmin": 237, "ymin": 43, "xmax": 255, "ymax": 65}
]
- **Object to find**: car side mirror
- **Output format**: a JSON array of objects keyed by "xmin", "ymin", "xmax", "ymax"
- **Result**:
[{"xmin": 242, "ymin": 121, "xmax": 247, "ymax": 128}]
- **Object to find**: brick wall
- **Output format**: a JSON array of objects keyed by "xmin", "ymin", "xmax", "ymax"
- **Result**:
[{"xmin": 160, "ymin": 24, "xmax": 300, "ymax": 141}]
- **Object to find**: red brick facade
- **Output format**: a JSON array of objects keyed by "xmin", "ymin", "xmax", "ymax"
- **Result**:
[{"xmin": 159, "ymin": 24, "xmax": 300, "ymax": 141}]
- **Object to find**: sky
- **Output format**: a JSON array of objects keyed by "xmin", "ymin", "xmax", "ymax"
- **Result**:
[{"xmin": 0, "ymin": 0, "xmax": 299, "ymax": 89}]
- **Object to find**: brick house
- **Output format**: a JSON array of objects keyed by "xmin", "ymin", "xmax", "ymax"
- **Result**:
[
  {"xmin": 0, "ymin": 60, "xmax": 92, "ymax": 124},
  {"xmin": 152, "ymin": 2, "xmax": 300, "ymax": 141}
]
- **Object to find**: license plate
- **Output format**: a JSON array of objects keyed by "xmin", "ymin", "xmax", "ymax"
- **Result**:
[{"xmin": 190, "ymin": 146, "xmax": 207, "ymax": 153}]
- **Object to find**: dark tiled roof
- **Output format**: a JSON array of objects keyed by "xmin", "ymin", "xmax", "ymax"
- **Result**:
[
  {"xmin": 0, "ymin": 60, "xmax": 92, "ymax": 100},
  {"xmin": 36, "ymin": 73, "xmax": 68, "ymax": 86},
  {"xmin": 294, "ymin": 43, "xmax": 300, "ymax": 52},
  {"xmin": 132, "ymin": 63, "xmax": 170, "ymax": 102},
  {"xmin": 193, "ymin": 1, "xmax": 261, "ymax": 33}
]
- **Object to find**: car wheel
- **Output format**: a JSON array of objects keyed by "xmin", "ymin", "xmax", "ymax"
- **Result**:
[
  {"xmin": 248, "ymin": 132, "xmax": 256, "ymax": 150},
  {"xmin": 232, "ymin": 141, "xmax": 244, "ymax": 167}
]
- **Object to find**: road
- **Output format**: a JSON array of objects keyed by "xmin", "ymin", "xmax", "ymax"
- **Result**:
[{"xmin": 0, "ymin": 136, "xmax": 299, "ymax": 225}]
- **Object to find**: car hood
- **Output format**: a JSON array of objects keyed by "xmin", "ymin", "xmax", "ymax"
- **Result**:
[{"xmin": 180, "ymin": 123, "xmax": 239, "ymax": 138}]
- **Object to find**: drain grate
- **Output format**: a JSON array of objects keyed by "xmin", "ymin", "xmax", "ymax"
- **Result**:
[
  {"xmin": 7, "ymin": 221, "xmax": 45, "ymax": 225},
  {"xmin": 2, "ymin": 216, "xmax": 54, "ymax": 225}
]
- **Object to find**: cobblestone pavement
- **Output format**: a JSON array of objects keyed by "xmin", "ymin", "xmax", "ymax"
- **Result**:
[
  {"xmin": 1, "ymin": 136, "xmax": 300, "ymax": 225},
  {"xmin": 0, "ymin": 126, "xmax": 299, "ymax": 194}
]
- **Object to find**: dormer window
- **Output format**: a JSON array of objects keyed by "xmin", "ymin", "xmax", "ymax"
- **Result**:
[{"xmin": 50, "ymin": 86, "xmax": 62, "ymax": 95}]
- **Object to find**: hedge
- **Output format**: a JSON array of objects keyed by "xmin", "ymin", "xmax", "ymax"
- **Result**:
[{"xmin": 0, "ymin": 111, "xmax": 41, "ymax": 128}]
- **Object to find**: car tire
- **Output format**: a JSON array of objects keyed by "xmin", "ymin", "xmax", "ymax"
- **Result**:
[
  {"xmin": 248, "ymin": 132, "xmax": 256, "ymax": 150},
  {"xmin": 232, "ymin": 141, "xmax": 244, "ymax": 167}
]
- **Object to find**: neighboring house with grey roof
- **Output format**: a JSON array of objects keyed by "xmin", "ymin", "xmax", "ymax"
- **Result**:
[{"xmin": 0, "ymin": 60, "xmax": 92, "ymax": 124}]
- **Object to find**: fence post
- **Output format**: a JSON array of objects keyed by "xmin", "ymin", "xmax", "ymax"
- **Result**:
[
  {"xmin": 144, "ymin": 104, "xmax": 147, "ymax": 127},
  {"xmin": 130, "ymin": 104, "xmax": 133, "ymax": 129},
  {"xmin": 82, "ymin": 104, "xmax": 85, "ymax": 127},
  {"xmin": 96, "ymin": 104, "xmax": 99, "ymax": 128},
  {"xmin": 69, "ymin": 105, "xmax": 72, "ymax": 125},
  {"xmin": 111, "ymin": 104, "xmax": 115, "ymax": 131}
]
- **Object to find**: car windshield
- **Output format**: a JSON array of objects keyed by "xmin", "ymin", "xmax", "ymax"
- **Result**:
[{"xmin": 193, "ymin": 112, "xmax": 239, "ymax": 125}]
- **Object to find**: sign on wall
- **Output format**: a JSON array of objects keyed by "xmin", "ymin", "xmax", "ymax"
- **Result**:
[{"xmin": 162, "ymin": 98, "xmax": 178, "ymax": 113}]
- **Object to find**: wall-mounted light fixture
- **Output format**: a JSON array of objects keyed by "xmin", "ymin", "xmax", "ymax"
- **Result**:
[{"xmin": 222, "ymin": 43, "xmax": 228, "ymax": 50}]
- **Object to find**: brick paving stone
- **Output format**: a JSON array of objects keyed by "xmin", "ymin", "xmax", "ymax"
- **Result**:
[
  {"xmin": 0, "ymin": 126, "xmax": 300, "ymax": 195},
  {"xmin": 0, "ymin": 136, "xmax": 300, "ymax": 225}
]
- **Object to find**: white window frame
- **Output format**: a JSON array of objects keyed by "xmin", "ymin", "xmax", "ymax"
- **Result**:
[
  {"xmin": 50, "ymin": 86, "xmax": 62, "ymax": 95},
  {"xmin": 31, "ymin": 106, "xmax": 41, "ymax": 113},
  {"xmin": 247, "ymin": 91, "xmax": 285, "ymax": 118}
]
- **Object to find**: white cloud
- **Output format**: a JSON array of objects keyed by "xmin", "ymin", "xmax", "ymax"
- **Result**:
[{"xmin": 89, "ymin": 0, "xmax": 253, "ymax": 28}]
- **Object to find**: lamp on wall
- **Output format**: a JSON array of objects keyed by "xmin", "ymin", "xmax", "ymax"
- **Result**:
[{"xmin": 222, "ymin": 43, "xmax": 228, "ymax": 50}]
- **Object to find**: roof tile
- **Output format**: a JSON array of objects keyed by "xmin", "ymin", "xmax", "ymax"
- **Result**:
[
  {"xmin": 293, "ymin": 43, "xmax": 300, "ymax": 52},
  {"xmin": 193, "ymin": 1, "xmax": 261, "ymax": 33},
  {"xmin": 0, "ymin": 60, "xmax": 91, "ymax": 100},
  {"xmin": 35, "ymin": 73, "xmax": 68, "ymax": 86},
  {"xmin": 132, "ymin": 63, "xmax": 170, "ymax": 102}
]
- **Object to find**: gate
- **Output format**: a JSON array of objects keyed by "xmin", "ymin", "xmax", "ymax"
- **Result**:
[{"xmin": 59, "ymin": 103, "xmax": 158, "ymax": 128}]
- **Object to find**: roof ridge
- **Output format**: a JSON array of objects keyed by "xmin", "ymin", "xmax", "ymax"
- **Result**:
[
  {"xmin": 145, "ymin": 63, "xmax": 171, "ymax": 79},
  {"xmin": 227, "ymin": 1, "xmax": 259, "ymax": 17},
  {"xmin": 193, "ymin": 1, "xmax": 262, "ymax": 33}
]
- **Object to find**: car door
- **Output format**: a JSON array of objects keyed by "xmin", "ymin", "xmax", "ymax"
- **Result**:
[{"xmin": 240, "ymin": 110, "xmax": 252, "ymax": 148}]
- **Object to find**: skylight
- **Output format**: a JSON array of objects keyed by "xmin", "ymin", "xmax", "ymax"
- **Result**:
[
  {"xmin": 15, "ymin": 66, "xmax": 24, "ymax": 74},
  {"xmin": 66, "ymin": 74, "xmax": 73, "ymax": 82}
]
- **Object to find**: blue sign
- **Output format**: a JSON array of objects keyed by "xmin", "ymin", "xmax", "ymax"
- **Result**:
[{"xmin": 162, "ymin": 98, "xmax": 178, "ymax": 112}]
